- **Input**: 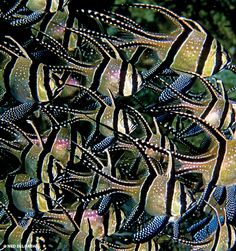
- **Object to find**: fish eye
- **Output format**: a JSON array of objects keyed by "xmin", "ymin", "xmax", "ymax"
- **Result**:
[
  {"xmin": 123, "ymin": 237, "xmax": 132, "ymax": 244},
  {"xmin": 113, "ymin": 234, "xmax": 132, "ymax": 245}
]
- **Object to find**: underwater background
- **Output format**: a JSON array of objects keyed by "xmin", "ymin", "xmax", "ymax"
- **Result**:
[{"xmin": 0, "ymin": 0, "xmax": 236, "ymax": 250}]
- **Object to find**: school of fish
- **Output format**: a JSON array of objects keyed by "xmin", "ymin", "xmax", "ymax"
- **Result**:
[{"xmin": 0, "ymin": 1, "xmax": 236, "ymax": 250}]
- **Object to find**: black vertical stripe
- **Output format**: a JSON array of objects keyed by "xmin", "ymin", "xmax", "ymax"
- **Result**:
[
  {"xmin": 122, "ymin": 110, "xmax": 130, "ymax": 134},
  {"xmin": 200, "ymin": 79, "xmax": 218, "ymax": 120},
  {"xmin": 103, "ymin": 211, "xmax": 109, "ymax": 236},
  {"xmin": 58, "ymin": 0, "xmax": 65, "ymax": 10},
  {"xmin": 94, "ymin": 239, "xmax": 100, "ymax": 251},
  {"xmin": 5, "ymin": 175, "xmax": 24, "ymax": 216},
  {"xmin": 37, "ymin": 153, "xmax": 54, "ymax": 182},
  {"xmin": 2, "ymin": 223, "xmax": 17, "ymax": 247},
  {"xmin": 180, "ymin": 182, "xmax": 187, "ymax": 215},
  {"xmin": 74, "ymin": 203, "xmax": 84, "ymax": 226},
  {"xmin": 211, "ymin": 224, "xmax": 221, "ymax": 251},
  {"xmin": 21, "ymin": 220, "xmax": 34, "ymax": 248},
  {"xmin": 29, "ymin": 62, "xmax": 41, "ymax": 102},
  {"xmin": 228, "ymin": 105, "xmax": 236, "ymax": 130},
  {"xmin": 196, "ymin": 34, "xmax": 214, "ymax": 75},
  {"xmin": 63, "ymin": 10, "xmax": 75, "ymax": 49},
  {"xmin": 114, "ymin": 207, "xmax": 122, "ymax": 232},
  {"xmin": 135, "ymin": 244, "xmax": 141, "ymax": 251},
  {"xmin": 131, "ymin": 64, "xmax": 138, "ymax": 95},
  {"xmin": 31, "ymin": 185, "xmax": 39, "ymax": 212},
  {"xmin": 212, "ymin": 41, "xmax": 223, "ymax": 74},
  {"xmin": 21, "ymin": 143, "xmax": 33, "ymax": 170},
  {"xmin": 37, "ymin": 12, "xmax": 55, "ymax": 41},
  {"xmin": 43, "ymin": 65, "xmax": 53, "ymax": 100},
  {"xmin": 139, "ymin": 173, "xmax": 156, "ymax": 211},
  {"xmin": 48, "ymin": 155, "xmax": 56, "ymax": 182},
  {"xmin": 69, "ymin": 123, "xmax": 79, "ymax": 166},
  {"xmin": 88, "ymin": 174, "xmax": 99, "ymax": 201},
  {"xmin": 147, "ymin": 27, "xmax": 192, "ymax": 79},
  {"xmin": 44, "ymin": 127, "xmax": 61, "ymax": 153},
  {"xmin": 51, "ymin": 184, "xmax": 61, "ymax": 206},
  {"xmin": 219, "ymin": 89, "xmax": 229, "ymax": 130},
  {"xmin": 177, "ymin": 112, "xmax": 227, "ymax": 208},
  {"xmin": 87, "ymin": 105, "xmax": 106, "ymax": 148},
  {"xmin": 90, "ymin": 58, "xmax": 109, "ymax": 92},
  {"xmin": 44, "ymin": 183, "xmax": 53, "ymax": 209},
  {"xmin": 3, "ymin": 56, "xmax": 17, "ymax": 95},
  {"xmin": 37, "ymin": 151, "xmax": 47, "ymax": 181},
  {"xmin": 148, "ymin": 241, "xmax": 152, "ymax": 251},
  {"xmin": 118, "ymin": 62, "xmax": 128, "ymax": 96},
  {"xmin": 45, "ymin": 0, "xmax": 52, "ymax": 12},
  {"xmin": 84, "ymin": 219, "xmax": 94, "ymax": 251},
  {"xmin": 159, "ymin": 127, "xmax": 166, "ymax": 166},
  {"xmin": 129, "ymin": 46, "xmax": 146, "ymax": 65},
  {"xmin": 69, "ymin": 204, "xmax": 84, "ymax": 249},
  {"xmin": 201, "ymin": 99, "xmax": 217, "ymax": 121},
  {"xmin": 69, "ymin": 231, "xmax": 78, "ymax": 250},
  {"xmin": 37, "ymin": 127, "xmax": 60, "ymax": 182},
  {"xmin": 165, "ymin": 163, "xmax": 175, "ymax": 215},
  {"xmin": 112, "ymin": 106, "xmax": 120, "ymax": 134},
  {"xmin": 154, "ymin": 240, "xmax": 159, "ymax": 250},
  {"xmin": 162, "ymin": 31, "xmax": 192, "ymax": 66}
]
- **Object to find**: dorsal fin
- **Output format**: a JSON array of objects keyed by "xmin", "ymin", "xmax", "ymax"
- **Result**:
[{"xmin": 0, "ymin": 36, "xmax": 29, "ymax": 58}]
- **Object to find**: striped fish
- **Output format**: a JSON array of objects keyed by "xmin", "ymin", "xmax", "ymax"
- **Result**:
[
  {"xmin": 42, "ymin": 202, "xmax": 159, "ymax": 251},
  {"xmin": 182, "ymin": 185, "xmax": 236, "ymax": 250},
  {"xmin": 0, "ymin": 118, "xmax": 65, "ymax": 184},
  {"xmin": 79, "ymin": 4, "xmax": 232, "ymax": 79},
  {"xmin": 71, "ymin": 139, "xmax": 177, "ymax": 244},
  {"xmin": 0, "ymin": 201, "xmax": 46, "ymax": 250},
  {"xmin": 1, "ymin": 34, "xmax": 80, "ymax": 104},
  {"xmin": 0, "ymin": 0, "xmax": 45, "ymax": 27},
  {"xmin": 32, "ymin": 2, "xmax": 78, "ymax": 52},
  {"xmin": 182, "ymin": 78, "xmax": 235, "ymax": 139},
  {"xmin": 4, "ymin": 55, "xmax": 64, "ymax": 103},
  {"xmin": 87, "ymin": 109, "xmax": 227, "ymax": 212},
  {"xmin": 0, "ymin": 118, "xmax": 89, "ymax": 205},
  {"xmin": 21, "ymin": 198, "xmax": 117, "ymax": 251},
  {"xmin": 0, "ymin": 35, "xmax": 31, "ymax": 103},
  {"xmin": 151, "ymin": 73, "xmax": 236, "ymax": 139},
  {"xmin": 45, "ymin": 23, "xmax": 144, "ymax": 97},
  {"xmin": 5, "ymin": 174, "xmax": 63, "ymax": 214},
  {"xmin": 45, "ymin": 85, "xmax": 136, "ymax": 150},
  {"xmin": 148, "ymin": 107, "xmax": 236, "ymax": 189},
  {"xmin": 26, "ymin": 0, "xmax": 69, "ymax": 13}
]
